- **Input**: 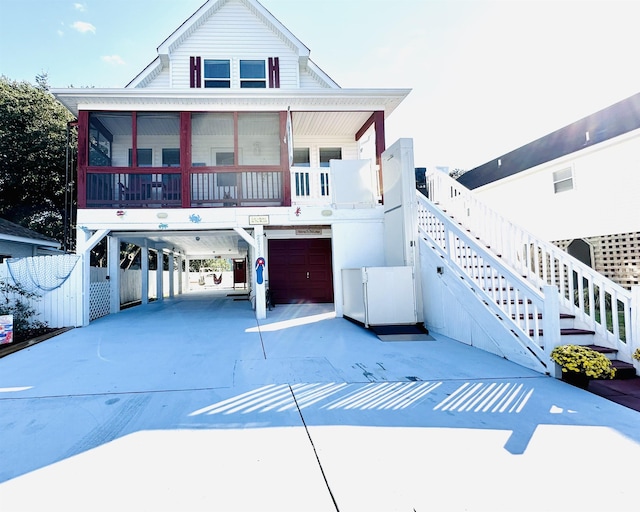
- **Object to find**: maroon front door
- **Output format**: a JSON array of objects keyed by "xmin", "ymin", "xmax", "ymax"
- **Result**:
[{"xmin": 267, "ymin": 238, "xmax": 333, "ymax": 304}]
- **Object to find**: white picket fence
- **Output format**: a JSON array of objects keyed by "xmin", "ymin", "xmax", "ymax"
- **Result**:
[{"xmin": 0, "ymin": 255, "xmax": 84, "ymax": 328}]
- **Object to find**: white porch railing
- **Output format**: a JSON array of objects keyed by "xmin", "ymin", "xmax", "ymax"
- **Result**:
[
  {"xmin": 425, "ymin": 170, "xmax": 636, "ymax": 362},
  {"xmin": 417, "ymin": 193, "xmax": 552, "ymax": 372},
  {"xmin": 291, "ymin": 167, "xmax": 331, "ymax": 205}
]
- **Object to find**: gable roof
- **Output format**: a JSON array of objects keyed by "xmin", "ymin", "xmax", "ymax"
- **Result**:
[
  {"xmin": 0, "ymin": 218, "xmax": 60, "ymax": 248},
  {"xmin": 458, "ymin": 92, "xmax": 640, "ymax": 190},
  {"xmin": 127, "ymin": 0, "xmax": 337, "ymax": 89}
]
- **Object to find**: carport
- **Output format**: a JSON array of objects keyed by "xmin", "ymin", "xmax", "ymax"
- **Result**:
[{"xmin": 76, "ymin": 225, "xmax": 268, "ymax": 325}]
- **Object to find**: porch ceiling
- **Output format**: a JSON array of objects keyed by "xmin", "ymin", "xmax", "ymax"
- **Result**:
[
  {"xmin": 292, "ymin": 111, "xmax": 373, "ymax": 137},
  {"xmin": 114, "ymin": 229, "xmax": 249, "ymax": 259}
]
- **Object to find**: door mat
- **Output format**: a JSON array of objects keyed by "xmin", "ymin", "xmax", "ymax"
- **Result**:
[{"xmin": 368, "ymin": 324, "xmax": 434, "ymax": 342}]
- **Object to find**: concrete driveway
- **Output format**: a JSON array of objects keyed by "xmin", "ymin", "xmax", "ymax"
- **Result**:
[{"xmin": 0, "ymin": 290, "xmax": 639, "ymax": 512}]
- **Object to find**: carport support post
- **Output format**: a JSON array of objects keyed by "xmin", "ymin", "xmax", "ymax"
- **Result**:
[
  {"xmin": 76, "ymin": 228, "xmax": 109, "ymax": 326},
  {"xmin": 141, "ymin": 245, "xmax": 149, "ymax": 305},
  {"xmin": 254, "ymin": 224, "xmax": 266, "ymax": 320},
  {"xmin": 155, "ymin": 249, "xmax": 164, "ymax": 301},
  {"xmin": 108, "ymin": 235, "xmax": 120, "ymax": 314},
  {"xmin": 177, "ymin": 254, "xmax": 184, "ymax": 295},
  {"xmin": 168, "ymin": 252, "xmax": 175, "ymax": 298}
]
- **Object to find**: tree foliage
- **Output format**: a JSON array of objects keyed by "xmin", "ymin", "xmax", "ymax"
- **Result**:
[{"xmin": 0, "ymin": 74, "xmax": 76, "ymax": 245}]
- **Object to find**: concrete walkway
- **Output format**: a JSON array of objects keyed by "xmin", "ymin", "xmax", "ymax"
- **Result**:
[{"xmin": 0, "ymin": 290, "xmax": 638, "ymax": 512}]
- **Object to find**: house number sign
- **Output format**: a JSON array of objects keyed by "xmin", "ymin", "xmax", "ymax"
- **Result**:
[{"xmin": 249, "ymin": 215, "xmax": 270, "ymax": 225}]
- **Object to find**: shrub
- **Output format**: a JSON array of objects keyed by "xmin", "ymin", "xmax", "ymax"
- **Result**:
[
  {"xmin": 0, "ymin": 280, "xmax": 48, "ymax": 342},
  {"xmin": 550, "ymin": 344, "xmax": 615, "ymax": 379}
]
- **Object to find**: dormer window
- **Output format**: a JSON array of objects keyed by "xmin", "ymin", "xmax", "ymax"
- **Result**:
[
  {"xmin": 204, "ymin": 59, "xmax": 230, "ymax": 88},
  {"xmin": 240, "ymin": 60, "xmax": 266, "ymax": 88}
]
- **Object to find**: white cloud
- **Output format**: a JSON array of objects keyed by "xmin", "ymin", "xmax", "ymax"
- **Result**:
[
  {"xmin": 57, "ymin": 30, "xmax": 65, "ymax": 37},
  {"xmin": 102, "ymin": 55, "xmax": 125, "ymax": 66},
  {"xmin": 74, "ymin": 3, "xmax": 86, "ymax": 11},
  {"xmin": 72, "ymin": 21, "xmax": 95, "ymax": 34}
]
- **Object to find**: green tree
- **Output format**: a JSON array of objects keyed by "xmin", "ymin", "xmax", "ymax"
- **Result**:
[{"xmin": 0, "ymin": 74, "xmax": 76, "ymax": 247}]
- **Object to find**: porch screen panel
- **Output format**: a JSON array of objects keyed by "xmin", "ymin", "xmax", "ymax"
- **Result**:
[
  {"xmin": 137, "ymin": 113, "xmax": 180, "ymax": 167},
  {"xmin": 238, "ymin": 113, "xmax": 280, "ymax": 166},
  {"xmin": 191, "ymin": 113, "xmax": 234, "ymax": 166},
  {"xmin": 89, "ymin": 113, "xmax": 132, "ymax": 167}
]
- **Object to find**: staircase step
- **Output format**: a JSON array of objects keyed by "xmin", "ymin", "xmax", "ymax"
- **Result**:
[
  {"xmin": 610, "ymin": 360, "xmax": 637, "ymax": 380},
  {"xmin": 529, "ymin": 328, "xmax": 595, "ymax": 337},
  {"xmin": 583, "ymin": 344, "xmax": 617, "ymax": 354}
]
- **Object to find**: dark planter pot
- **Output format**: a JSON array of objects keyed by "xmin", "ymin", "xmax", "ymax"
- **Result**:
[{"xmin": 561, "ymin": 371, "xmax": 590, "ymax": 389}]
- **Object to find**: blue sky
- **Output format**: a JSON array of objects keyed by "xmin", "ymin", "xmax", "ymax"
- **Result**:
[{"xmin": 2, "ymin": 0, "xmax": 640, "ymax": 170}]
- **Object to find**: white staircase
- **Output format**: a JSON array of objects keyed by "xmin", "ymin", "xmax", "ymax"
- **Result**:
[{"xmin": 418, "ymin": 171, "xmax": 639, "ymax": 375}]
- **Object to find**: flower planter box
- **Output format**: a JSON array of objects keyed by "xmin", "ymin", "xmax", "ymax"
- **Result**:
[{"xmin": 561, "ymin": 371, "xmax": 590, "ymax": 389}]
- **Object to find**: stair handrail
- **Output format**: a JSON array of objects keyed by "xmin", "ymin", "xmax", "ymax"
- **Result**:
[
  {"xmin": 416, "ymin": 192, "xmax": 552, "ymax": 371},
  {"xmin": 425, "ymin": 170, "xmax": 633, "ymax": 359}
]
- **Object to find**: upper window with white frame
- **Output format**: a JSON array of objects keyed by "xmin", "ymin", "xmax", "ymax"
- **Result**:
[
  {"xmin": 240, "ymin": 60, "xmax": 266, "ymax": 88},
  {"xmin": 204, "ymin": 59, "xmax": 230, "ymax": 88},
  {"xmin": 552, "ymin": 167, "xmax": 574, "ymax": 193}
]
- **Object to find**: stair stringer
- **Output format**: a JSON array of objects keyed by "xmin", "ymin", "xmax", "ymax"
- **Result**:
[{"xmin": 420, "ymin": 237, "xmax": 548, "ymax": 374}]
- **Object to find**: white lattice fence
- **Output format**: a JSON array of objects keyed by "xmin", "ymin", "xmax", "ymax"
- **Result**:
[{"xmin": 89, "ymin": 281, "xmax": 110, "ymax": 321}]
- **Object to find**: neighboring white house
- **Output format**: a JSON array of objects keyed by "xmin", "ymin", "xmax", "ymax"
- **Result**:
[
  {"xmin": 0, "ymin": 218, "xmax": 60, "ymax": 261},
  {"xmin": 52, "ymin": 0, "xmax": 413, "ymax": 325},
  {"xmin": 457, "ymin": 92, "xmax": 640, "ymax": 289}
]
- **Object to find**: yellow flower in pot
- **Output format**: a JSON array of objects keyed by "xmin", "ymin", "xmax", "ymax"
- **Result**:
[
  {"xmin": 632, "ymin": 348, "xmax": 640, "ymax": 362},
  {"xmin": 550, "ymin": 344, "xmax": 615, "ymax": 386}
]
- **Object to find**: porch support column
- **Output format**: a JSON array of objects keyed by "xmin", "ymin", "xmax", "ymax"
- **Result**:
[
  {"xmin": 76, "ymin": 228, "xmax": 109, "ymax": 326},
  {"xmin": 356, "ymin": 110, "xmax": 386, "ymax": 196},
  {"xmin": 168, "ymin": 251, "xmax": 175, "ymax": 298},
  {"xmin": 141, "ymin": 244, "xmax": 149, "ymax": 305},
  {"xmin": 107, "ymin": 235, "xmax": 120, "ymax": 314},
  {"xmin": 155, "ymin": 249, "xmax": 164, "ymax": 302}
]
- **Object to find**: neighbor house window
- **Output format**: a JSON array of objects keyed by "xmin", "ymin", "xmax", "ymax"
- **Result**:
[
  {"xmin": 319, "ymin": 147, "xmax": 342, "ymax": 167},
  {"xmin": 204, "ymin": 59, "xmax": 231, "ymax": 88},
  {"xmin": 553, "ymin": 167, "xmax": 574, "ymax": 193},
  {"xmin": 240, "ymin": 60, "xmax": 266, "ymax": 88},
  {"xmin": 293, "ymin": 148, "xmax": 310, "ymax": 167}
]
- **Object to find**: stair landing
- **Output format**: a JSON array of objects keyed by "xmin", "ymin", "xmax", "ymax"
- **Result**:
[{"xmin": 588, "ymin": 377, "xmax": 640, "ymax": 413}]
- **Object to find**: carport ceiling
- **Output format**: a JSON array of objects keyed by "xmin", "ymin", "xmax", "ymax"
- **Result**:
[{"xmin": 114, "ymin": 230, "xmax": 250, "ymax": 258}]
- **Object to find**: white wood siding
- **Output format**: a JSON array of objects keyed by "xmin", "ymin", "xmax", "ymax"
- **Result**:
[
  {"xmin": 168, "ymin": 0, "xmax": 299, "ymax": 89},
  {"xmin": 299, "ymin": 67, "xmax": 331, "ymax": 89},
  {"xmin": 473, "ymin": 130, "xmax": 640, "ymax": 241},
  {"xmin": 144, "ymin": 68, "xmax": 171, "ymax": 89}
]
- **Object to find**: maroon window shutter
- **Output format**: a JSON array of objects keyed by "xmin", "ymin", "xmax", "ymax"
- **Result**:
[
  {"xmin": 190, "ymin": 56, "xmax": 201, "ymax": 88},
  {"xmin": 268, "ymin": 57, "xmax": 280, "ymax": 88}
]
